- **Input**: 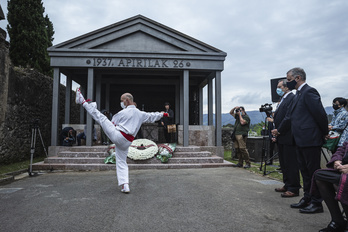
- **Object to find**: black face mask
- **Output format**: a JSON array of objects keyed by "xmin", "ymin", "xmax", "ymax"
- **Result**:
[
  {"xmin": 287, "ymin": 79, "xmax": 297, "ymax": 90},
  {"xmin": 333, "ymin": 104, "xmax": 340, "ymax": 110}
]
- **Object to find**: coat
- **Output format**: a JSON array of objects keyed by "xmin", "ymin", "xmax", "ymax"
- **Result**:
[
  {"xmin": 278, "ymin": 84, "xmax": 328, "ymax": 148},
  {"xmin": 273, "ymin": 92, "xmax": 295, "ymax": 145}
]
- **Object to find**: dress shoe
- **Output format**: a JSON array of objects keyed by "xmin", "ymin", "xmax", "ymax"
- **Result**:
[
  {"xmin": 275, "ymin": 186, "xmax": 287, "ymax": 192},
  {"xmin": 290, "ymin": 198, "xmax": 310, "ymax": 208},
  {"xmin": 299, "ymin": 203, "xmax": 323, "ymax": 214},
  {"xmin": 281, "ymin": 191, "xmax": 299, "ymax": 198},
  {"xmin": 319, "ymin": 221, "xmax": 346, "ymax": 232}
]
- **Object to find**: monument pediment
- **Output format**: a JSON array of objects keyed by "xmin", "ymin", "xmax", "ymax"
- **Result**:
[{"xmin": 49, "ymin": 15, "xmax": 225, "ymax": 55}]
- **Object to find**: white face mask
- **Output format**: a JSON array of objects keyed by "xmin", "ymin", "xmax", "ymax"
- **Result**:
[{"xmin": 120, "ymin": 102, "xmax": 126, "ymax": 109}]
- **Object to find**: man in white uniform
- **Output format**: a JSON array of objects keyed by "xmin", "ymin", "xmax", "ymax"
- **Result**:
[{"xmin": 76, "ymin": 88, "xmax": 168, "ymax": 193}]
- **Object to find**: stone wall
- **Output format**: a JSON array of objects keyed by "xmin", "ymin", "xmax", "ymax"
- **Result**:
[
  {"xmin": 0, "ymin": 39, "xmax": 80, "ymax": 164},
  {"xmin": 222, "ymin": 128, "xmax": 270, "ymax": 162}
]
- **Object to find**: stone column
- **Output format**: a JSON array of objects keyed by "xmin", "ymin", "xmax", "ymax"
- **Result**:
[
  {"xmin": 79, "ymin": 86, "xmax": 85, "ymax": 124},
  {"xmin": 175, "ymin": 81, "xmax": 180, "ymax": 124},
  {"xmin": 179, "ymin": 73, "xmax": 184, "ymax": 125},
  {"xmin": 96, "ymin": 73, "xmax": 101, "ymax": 110},
  {"xmin": 198, "ymin": 86, "xmax": 203, "ymax": 125},
  {"xmin": 51, "ymin": 68, "xmax": 60, "ymax": 146},
  {"xmin": 215, "ymin": 71, "xmax": 222, "ymax": 146},
  {"xmin": 86, "ymin": 68, "xmax": 94, "ymax": 146},
  {"xmin": 105, "ymin": 81, "xmax": 110, "ymax": 111},
  {"xmin": 183, "ymin": 70, "xmax": 189, "ymax": 146},
  {"xmin": 208, "ymin": 77, "xmax": 213, "ymax": 125},
  {"xmin": 64, "ymin": 75, "xmax": 72, "ymax": 124}
]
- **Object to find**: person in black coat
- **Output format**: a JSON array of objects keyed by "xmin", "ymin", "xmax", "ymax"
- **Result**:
[
  {"xmin": 161, "ymin": 102, "xmax": 174, "ymax": 143},
  {"xmin": 273, "ymin": 67, "xmax": 328, "ymax": 214},
  {"xmin": 272, "ymin": 79, "xmax": 300, "ymax": 197}
]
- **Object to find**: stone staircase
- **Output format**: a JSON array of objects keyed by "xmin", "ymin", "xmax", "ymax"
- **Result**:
[{"xmin": 31, "ymin": 146, "xmax": 234, "ymax": 171}]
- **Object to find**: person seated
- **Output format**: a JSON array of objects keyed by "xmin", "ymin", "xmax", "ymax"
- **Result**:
[
  {"xmin": 77, "ymin": 125, "xmax": 97, "ymax": 146},
  {"xmin": 311, "ymin": 141, "xmax": 348, "ymax": 232},
  {"xmin": 328, "ymin": 97, "xmax": 348, "ymax": 149},
  {"xmin": 60, "ymin": 127, "xmax": 76, "ymax": 146}
]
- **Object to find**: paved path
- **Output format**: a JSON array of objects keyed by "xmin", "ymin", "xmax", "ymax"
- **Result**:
[{"xmin": 0, "ymin": 167, "xmax": 329, "ymax": 232}]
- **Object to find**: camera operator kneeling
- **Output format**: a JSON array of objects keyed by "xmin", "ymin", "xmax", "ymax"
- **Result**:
[
  {"xmin": 230, "ymin": 106, "xmax": 251, "ymax": 168},
  {"xmin": 311, "ymin": 141, "xmax": 348, "ymax": 232}
]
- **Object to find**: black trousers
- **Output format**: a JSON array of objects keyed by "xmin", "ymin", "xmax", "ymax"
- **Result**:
[
  {"xmin": 296, "ymin": 146, "xmax": 322, "ymax": 203},
  {"xmin": 314, "ymin": 170, "xmax": 348, "ymax": 225},
  {"xmin": 278, "ymin": 143, "xmax": 301, "ymax": 193}
]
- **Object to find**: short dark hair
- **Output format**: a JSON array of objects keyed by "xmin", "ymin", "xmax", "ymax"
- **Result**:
[
  {"xmin": 287, "ymin": 67, "xmax": 306, "ymax": 81},
  {"xmin": 333, "ymin": 97, "xmax": 347, "ymax": 107},
  {"xmin": 278, "ymin": 79, "xmax": 287, "ymax": 88}
]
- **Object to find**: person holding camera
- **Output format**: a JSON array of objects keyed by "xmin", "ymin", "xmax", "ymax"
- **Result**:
[{"xmin": 230, "ymin": 106, "xmax": 251, "ymax": 168}]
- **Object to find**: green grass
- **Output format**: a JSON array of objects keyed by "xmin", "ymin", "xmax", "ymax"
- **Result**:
[
  {"xmin": 224, "ymin": 150, "xmax": 283, "ymax": 181},
  {"xmin": 0, "ymin": 157, "xmax": 45, "ymax": 176}
]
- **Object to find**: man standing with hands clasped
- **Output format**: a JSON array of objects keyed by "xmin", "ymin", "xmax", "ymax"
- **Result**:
[
  {"xmin": 272, "ymin": 79, "xmax": 301, "ymax": 198},
  {"xmin": 272, "ymin": 67, "xmax": 328, "ymax": 214}
]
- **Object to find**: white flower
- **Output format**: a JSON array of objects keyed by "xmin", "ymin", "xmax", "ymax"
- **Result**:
[{"xmin": 128, "ymin": 139, "xmax": 158, "ymax": 160}]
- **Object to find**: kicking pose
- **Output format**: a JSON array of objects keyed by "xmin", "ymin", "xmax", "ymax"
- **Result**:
[{"xmin": 76, "ymin": 88, "xmax": 168, "ymax": 193}]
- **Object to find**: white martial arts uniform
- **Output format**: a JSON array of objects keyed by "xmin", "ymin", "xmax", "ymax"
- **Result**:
[{"xmin": 83, "ymin": 103, "xmax": 164, "ymax": 185}]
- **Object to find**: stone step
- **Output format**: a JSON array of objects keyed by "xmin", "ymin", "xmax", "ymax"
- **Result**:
[
  {"xmin": 44, "ymin": 156, "xmax": 224, "ymax": 164},
  {"xmin": 174, "ymin": 146, "xmax": 201, "ymax": 152},
  {"xmin": 58, "ymin": 151, "xmax": 109, "ymax": 158},
  {"xmin": 173, "ymin": 151, "xmax": 211, "ymax": 157},
  {"xmin": 31, "ymin": 160, "xmax": 234, "ymax": 171},
  {"xmin": 57, "ymin": 150, "xmax": 211, "ymax": 158},
  {"xmin": 57, "ymin": 146, "xmax": 109, "ymax": 152}
]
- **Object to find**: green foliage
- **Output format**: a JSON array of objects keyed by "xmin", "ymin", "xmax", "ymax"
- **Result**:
[
  {"xmin": 250, "ymin": 121, "xmax": 265, "ymax": 136},
  {"xmin": 223, "ymin": 123, "xmax": 234, "ymax": 128},
  {"xmin": 7, "ymin": 0, "xmax": 54, "ymax": 76}
]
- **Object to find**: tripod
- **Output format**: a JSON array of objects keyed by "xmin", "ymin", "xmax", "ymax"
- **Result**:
[
  {"xmin": 259, "ymin": 116, "xmax": 278, "ymax": 175},
  {"xmin": 29, "ymin": 119, "xmax": 48, "ymax": 176}
]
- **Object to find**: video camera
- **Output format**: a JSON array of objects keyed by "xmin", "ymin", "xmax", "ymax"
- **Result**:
[
  {"xmin": 259, "ymin": 103, "xmax": 273, "ymax": 117},
  {"xmin": 31, "ymin": 118, "xmax": 40, "ymax": 129}
]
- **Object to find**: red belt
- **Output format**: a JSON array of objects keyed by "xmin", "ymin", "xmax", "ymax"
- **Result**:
[{"xmin": 120, "ymin": 131, "xmax": 134, "ymax": 142}]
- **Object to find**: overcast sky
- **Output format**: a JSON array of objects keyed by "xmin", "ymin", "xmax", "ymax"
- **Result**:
[{"xmin": 1, "ymin": 0, "xmax": 347, "ymax": 113}]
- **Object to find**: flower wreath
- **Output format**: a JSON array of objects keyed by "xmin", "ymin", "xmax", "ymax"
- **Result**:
[{"xmin": 128, "ymin": 139, "xmax": 158, "ymax": 160}]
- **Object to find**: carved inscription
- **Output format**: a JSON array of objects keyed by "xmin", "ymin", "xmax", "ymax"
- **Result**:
[{"xmin": 86, "ymin": 58, "xmax": 191, "ymax": 68}]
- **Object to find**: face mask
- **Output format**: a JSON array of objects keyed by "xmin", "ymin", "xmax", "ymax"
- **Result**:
[
  {"xmin": 333, "ymin": 104, "xmax": 340, "ymax": 110},
  {"xmin": 276, "ymin": 88, "xmax": 284, "ymax": 97},
  {"xmin": 287, "ymin": 79, "xmax": 297, "ymax": 90},
  {"xmin": 120, "ymin": 101, "xmax": 126, "ymax": 109}
]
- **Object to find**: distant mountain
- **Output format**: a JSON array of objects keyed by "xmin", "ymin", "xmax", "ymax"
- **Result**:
[{"xmin": 203, "ymin": 106, "xmax": 334, "ymax": 126}]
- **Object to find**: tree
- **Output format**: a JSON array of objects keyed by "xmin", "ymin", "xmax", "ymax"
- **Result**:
[{"xmin": 7, "ymin": 0, "xmax": 54, "ymax": 75}]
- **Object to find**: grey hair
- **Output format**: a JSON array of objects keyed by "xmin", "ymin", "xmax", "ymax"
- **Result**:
[
  {"xmin": 125, "ymin": 94, "xmax": 133, "ymax": 101},
  {"xmin": 287, "ymin": 67, "xmax": 306, "ymax": 81},
  {"xmin": 278, "ymin": 79, "xmax": 287, "ymax": 88}
]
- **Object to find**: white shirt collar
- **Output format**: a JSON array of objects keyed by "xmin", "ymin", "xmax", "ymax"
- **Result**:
[
  {"xmin": 283, "ymin": 91, "xmax": 291, "ymax": 98},
  {"xmin": 298, "ymin": 83, "xmax": 307, "ymax": 91}
]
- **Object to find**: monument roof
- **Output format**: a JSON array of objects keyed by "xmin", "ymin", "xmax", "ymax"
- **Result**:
[{"xmin": 48, "ymin": 15, "xmax": 226, "ymax": 56}]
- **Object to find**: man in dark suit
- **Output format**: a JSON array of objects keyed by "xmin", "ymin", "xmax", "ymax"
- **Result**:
[
  {"xmin": 272, "ymin": 67, "xmax": 328, "ymax": 213},
  {"xmin": 272, "ymin": 79, "xmax": 301, "ymax": 198}
]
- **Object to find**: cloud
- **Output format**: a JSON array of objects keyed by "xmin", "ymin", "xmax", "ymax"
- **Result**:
[{"xmin": 1, "ymin": 0, "xmax": 347, "ymax": 113}]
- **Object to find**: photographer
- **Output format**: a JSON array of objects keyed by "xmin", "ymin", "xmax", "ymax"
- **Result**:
[{"xmin": 230, "ymin": 106, "xmax": 251, "ymax": 168}]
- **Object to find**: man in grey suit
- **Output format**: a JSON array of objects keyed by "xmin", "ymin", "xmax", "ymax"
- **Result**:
[
  {"xmin": 272, "ymin": 67, "xmax": 328, "ymax": 213},
  {"xmin": 272, "ymin": 79, "xmax": 301, "ymax": 198}
]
